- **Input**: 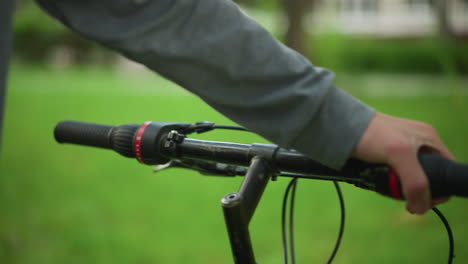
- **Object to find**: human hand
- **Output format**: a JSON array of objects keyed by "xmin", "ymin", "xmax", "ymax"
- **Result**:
[{"xmin": 352, "ymin": 112, "xmax": 455, "ymax": 214}]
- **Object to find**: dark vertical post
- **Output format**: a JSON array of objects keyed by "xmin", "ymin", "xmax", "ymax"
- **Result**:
[
  {"xmin": 221, "ymin": 157, "xmax": 275, "ymax": 264},
  {"xmin": 0, "ymin": 0, "xmax": 15, "ymax": 154},
  {"xmin": 222, "ymin": 193, "xmax": 255, "ymax": 264}
]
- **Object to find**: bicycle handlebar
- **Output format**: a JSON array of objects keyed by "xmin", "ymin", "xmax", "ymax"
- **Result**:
[{"xmin": 54, "ymin": 120, "xmax": 468, "ymax": 200}]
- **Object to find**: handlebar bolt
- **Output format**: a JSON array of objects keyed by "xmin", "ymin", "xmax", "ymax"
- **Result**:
[
  {"xmin": 221, "ymin": 192, "xmax": 242, "ymax": 207},
  {"xmin": 167, "ymin": 130, "xmax": 185, "ymax": 143},
  {"xmin": 164, "ymin": 140, "xmax": 176, "ymax": 149},
  {"xmin": 164, "ymin": 130, "xmax": 186, "ymax": 150}
]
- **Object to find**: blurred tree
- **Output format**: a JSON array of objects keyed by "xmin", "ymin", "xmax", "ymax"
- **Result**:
[
  {"xmin": 281, "ymin": 0, "xmax": 316, "ymax": 56},
  {"xmin": 13, "ymin": 0, "xmax": 112, "ymax": 65},
  {"xmin": 281, "ymin": 0, "xmax": 317, "ymax": 54},
  {"xmin": 434, "ymin": 0, "xmax": 455, "ymax": 39},
  {"xmin": 231, "ymin": 0, "xmax": 315, "ymax": 56}
]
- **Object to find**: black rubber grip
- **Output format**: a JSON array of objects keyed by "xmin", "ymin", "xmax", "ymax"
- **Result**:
[
  {"xmin": 54, "ymin": 121, "xmax": 114, "ymax": 149},
  {"xmin": 373, "ymin": 154, "xmax": 468, "ymax": 199},
  {"xmin": 420, "ymin": 154, "xmax": 468, "ymax": 198}
]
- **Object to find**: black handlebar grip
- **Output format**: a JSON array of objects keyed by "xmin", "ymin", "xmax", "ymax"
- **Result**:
[
  {"xmin": 54, "ymin": 120, "xmax": 177, "ymax": 161},
  {"xmin": 374, "ymin": 153, "xmax": 468, "ymax": 199},
  {"xmin": 420, "ymin": 154, "xmax": 468, "ymax": 198},
  {"xmin": 54, "ymin": 121, "xmax": 114, "ymax": 149}
]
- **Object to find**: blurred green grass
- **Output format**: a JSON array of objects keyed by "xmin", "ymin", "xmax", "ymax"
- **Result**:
[{"xmin": 1, "ymin": 64, "xmax": 468, "ymax": 264}]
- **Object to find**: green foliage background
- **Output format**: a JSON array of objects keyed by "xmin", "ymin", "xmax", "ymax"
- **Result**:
[
  {"xmin": 12, "ymin": 0, "xmax": 468, "ymax": 74},
  {"xmin": 1, "ymin": 65, "xmax": 468, "ymax": 264},
  {"xmin": 311, "ymin": 34, "xmax": 468, "ymax": 74},
  {"xmin": 4, "ymin": 1, "xmax": 468, "ymax": 264}
]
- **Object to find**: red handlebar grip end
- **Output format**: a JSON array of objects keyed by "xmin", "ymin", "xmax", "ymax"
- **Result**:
[{"xmin": 388, "ymin": 169, "xmax": 404, "ymax": 200}]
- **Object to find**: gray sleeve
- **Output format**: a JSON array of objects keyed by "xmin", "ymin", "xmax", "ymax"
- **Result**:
[{"xmin": 36, "ymin": 0, "xmax": 375, "ymax": 169}]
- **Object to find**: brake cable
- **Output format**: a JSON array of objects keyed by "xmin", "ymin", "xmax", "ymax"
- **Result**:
[
  {"xmin": 281, "ymin": 179, "xmax": 345, "ymax": 264},
  {"xmin": 181, "ymin": 121, "xmax": 455, "ymax": 264},
  {"xmin": 433, "ymin": 207, "xmax": 455, "ymax": 264}
]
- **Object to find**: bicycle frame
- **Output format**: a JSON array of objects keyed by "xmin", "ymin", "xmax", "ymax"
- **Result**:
[
  {"xmin": 53, "ymin": 120, "xmax": 467, "ymax": 264},
  {"xmin": 221, "ymin": 156, "xmax": 274, "ymax": 264},
  {"xmin": 162, "ymin": 133, "xmax": 364, "ymax": 264},
  {"xmin": 161, "ymin": 130, "xmax": 357, "ymax": 264}
]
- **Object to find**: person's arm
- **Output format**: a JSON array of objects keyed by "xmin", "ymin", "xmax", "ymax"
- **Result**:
[
  {"xmin": 35, "ymin": 0, "xmax": 454, "ymax": 214},
  {"xmin": 35, "ymin": 0, "xmax": 374, "ymax": 169}
]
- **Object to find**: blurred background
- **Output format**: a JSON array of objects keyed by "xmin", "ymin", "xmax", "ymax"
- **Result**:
[{"xmin": 2, "ymin": 0, "xmax": 468, "ymax": 263}]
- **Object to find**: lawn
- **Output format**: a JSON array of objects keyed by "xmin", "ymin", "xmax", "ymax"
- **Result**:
[{"xmin": 1, "ymin": 64, "xmax": 468, "ymax": 264}]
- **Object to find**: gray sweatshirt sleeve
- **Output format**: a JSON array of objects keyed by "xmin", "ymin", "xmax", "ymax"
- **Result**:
[{"xmin": 36, "ymin": 0, "xmax": 375, "ymax": 169}]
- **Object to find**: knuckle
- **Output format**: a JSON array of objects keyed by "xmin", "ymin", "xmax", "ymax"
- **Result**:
[
  {"xmin": 405, "ymin": 179, "xmax": 428, "ymax": 195},
  {"xmin": 417, "ymin": 122, "xmax": 437, "ymax": 135},
  {"xmin": 386, "ymin": 141, "xmax": 412, "ymax": 155}
]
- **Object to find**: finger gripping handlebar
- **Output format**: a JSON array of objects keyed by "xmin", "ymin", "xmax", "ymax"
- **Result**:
[{"xmin": 371, "ymin": 154, "xmax": 468, "ymax": 199}]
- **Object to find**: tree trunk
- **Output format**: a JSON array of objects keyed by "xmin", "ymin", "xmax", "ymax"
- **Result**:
[
  {"xmin": 435, "ymin": 0, "xmax": 454, "ymax": 39},
  {"xmin": 281, "ymin": 0, "xmax": 313, "ymax": 55}
]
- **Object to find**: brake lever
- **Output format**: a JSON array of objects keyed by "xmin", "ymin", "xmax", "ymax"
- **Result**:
[{"xmin": 154, "ymin": 159, "xmax": 247, "ymax": 177}]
